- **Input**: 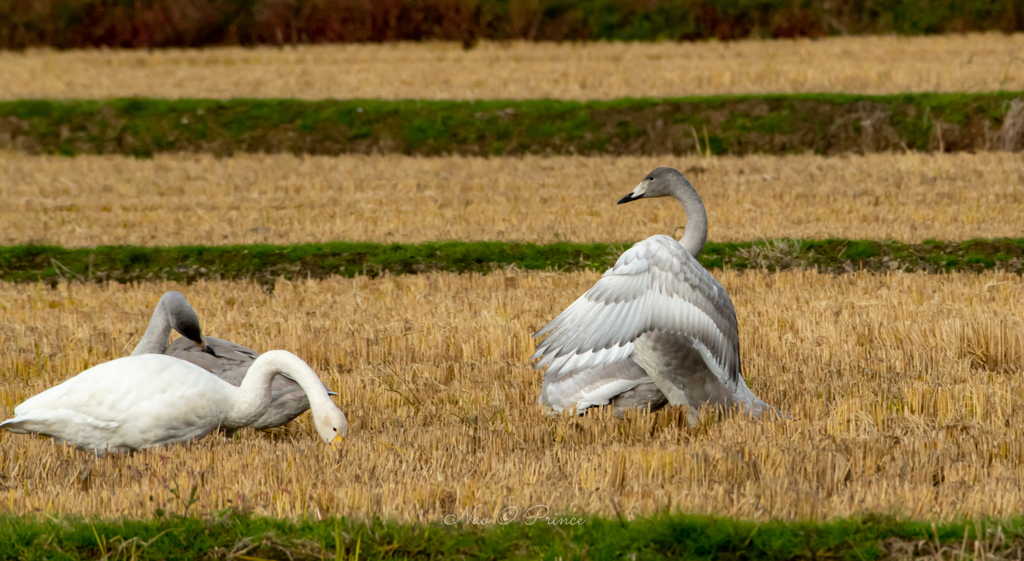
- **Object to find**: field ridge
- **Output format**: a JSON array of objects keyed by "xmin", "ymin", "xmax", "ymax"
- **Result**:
[
  {"xmin": 3, "ymin": 93, "xmax": 1022, "ymax": 157},
  {"xmin": 1, "ymin": 512, "xmax": 1020, "ymax": 560},
  {"xmin": 5, "ymin": 238, "xmax": 1024, "ymax": 285}
]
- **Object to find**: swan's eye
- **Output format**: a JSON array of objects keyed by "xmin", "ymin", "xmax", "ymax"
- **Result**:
[
  {"xmin": 647, "ymin": 176, "xmax": 654, "ymax": 181},
  {"xmin": 333, "ymin": 427, "xmax": 337, "ymax": 432}
]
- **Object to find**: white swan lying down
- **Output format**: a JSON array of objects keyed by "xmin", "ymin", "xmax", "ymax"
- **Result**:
[{"xmin": 0, "ymin": 350, "xmax": 347, "ymax": 455}]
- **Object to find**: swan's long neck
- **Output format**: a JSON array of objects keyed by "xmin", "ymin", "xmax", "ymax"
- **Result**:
[
  {"xmin": 224, "ymin": 351, "xmax": 332, "ymax": 429},
  {"xmin": 130, "ymin": 300, "xmax": 172, "ymax": 356},
  {"xmin": 670, "ymin": 176, "xmax": 708, "ymax": 257}
]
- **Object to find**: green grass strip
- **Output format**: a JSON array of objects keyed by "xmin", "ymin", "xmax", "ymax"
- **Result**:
[
  {"xmin": 0, "ymin": 511, "xmax": 1019, "ymax": 560},
  {"xmin": 4, "ymin": 238, "xmax": 1023, "ymax": 286},
  {"xmin": 1, "ymin": 93, "xmax": 1019, "ymax": 157}
]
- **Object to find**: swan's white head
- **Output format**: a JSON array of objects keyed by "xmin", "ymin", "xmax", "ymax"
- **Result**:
[
  {"xmin": 247, "ymin": 351, "xmax": 348, "ymax": 447},
  {"xmin": 618, "ymin": 167, "xmax": 687, "ymax": 204},
  {"xmin": 313, "ymin": 405, "xmax": 348, "ymax": 449}
]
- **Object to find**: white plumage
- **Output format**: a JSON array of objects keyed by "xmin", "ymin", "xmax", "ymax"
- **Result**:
[{"xmin": 0, "ymin": 350, "xmax": 347, "ymax": 455}]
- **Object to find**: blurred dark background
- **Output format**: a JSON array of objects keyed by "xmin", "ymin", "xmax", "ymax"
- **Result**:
[{"xmin": 1, "ymin": 0, "xmax": 1023, "ymax": 50}]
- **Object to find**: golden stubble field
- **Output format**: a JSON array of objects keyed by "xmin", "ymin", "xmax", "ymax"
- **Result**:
[
  {"xmin": 3, "ymin": 151, "xmax": 1023, "ymax": 247},
  {"xmin": 1, "ymin": 270, "xmax": 1023, "ymax": 521},
  {"xmin": 2, "ymin": 34, "xmax": 1024, "ymax": 100}
]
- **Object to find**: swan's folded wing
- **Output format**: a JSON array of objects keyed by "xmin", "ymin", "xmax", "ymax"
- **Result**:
[
  {"xmin": 1, "ymin": 409, "xmax": 119, "ymax": 434},
  {"xmin": 13, "ymin": 355, "xmax": 224, "ymax": 423},
  {"xmin": 532, "ymin": 235, "xmax": 740, "ymax": 384},
  {"xmin": 166, "ymin": 336, "xmax": 337, "ymax": 400},
  {"xmin": 539, "ymin": 358, "xmax": 651, "ymax": 413},
  {"xmin": 166, "ymin": 336, "xmax": 257, "ymax": 384}
]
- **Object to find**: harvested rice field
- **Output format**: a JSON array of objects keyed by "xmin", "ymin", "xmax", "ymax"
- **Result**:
[
  {"xmin": 2, "ymin": 270, "xmax": 1024, "ymax": 520},
  {"xmin": 2, "ymin": 151, "xmax": 1022, "ymax": 247},
  {"xmin": 2, "ymin": 34, "xmax": 1024, "ymax": 101}
]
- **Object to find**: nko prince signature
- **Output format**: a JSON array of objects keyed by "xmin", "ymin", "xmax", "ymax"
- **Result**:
[{"xmin": 444, "ymin": 504, "xmax": 586, "ymax": 526}]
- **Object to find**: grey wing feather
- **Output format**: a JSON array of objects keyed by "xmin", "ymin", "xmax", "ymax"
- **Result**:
[
  {"xmin": 167, "ymin": 336, "xmax": 257, "ymax": 385},
  {"xmin": 533, "ymin": 235, "xmax": 741, "ymax": 385},
  {"xmin": 164, "ymin": 336, "xmax": 336, "ymax": 430},
  {"xmin": 539, "ymin": 357, "xmax": 667, "ymax": 416}
]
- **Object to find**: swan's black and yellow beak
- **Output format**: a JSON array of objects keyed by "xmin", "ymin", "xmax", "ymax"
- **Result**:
[
  {"xmin": 331, "ymin": 435, "xmax": 344, "ymax": 450},
  {"xmin": 618, "ymin": 182, "xmax": 647, "ymax": 204}
]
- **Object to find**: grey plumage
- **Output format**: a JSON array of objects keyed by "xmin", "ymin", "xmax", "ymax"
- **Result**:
[
  {"xmin": 538, "ymin": 358, "xmax": 668, "ymax": 416},
  {"xmin": 533, "ymin": 236, "xmax": 740, "ymax": 384},
  {"xmin": 533, "ymin": 167, "xmax": 779, "ymax": 422}
]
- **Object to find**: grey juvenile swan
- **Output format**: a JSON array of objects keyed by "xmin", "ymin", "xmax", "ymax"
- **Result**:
[
  {"xmin": 532, "ymin": 167, "xmax": 778, "ymax": 424},
  {"xmin": 131, "ymin": 291, "xmax": 337, "ymax": 430}
]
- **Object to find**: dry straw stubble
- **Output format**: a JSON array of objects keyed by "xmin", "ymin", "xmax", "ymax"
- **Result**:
[
  {"xmin": 2, "ymin": 269, "xmax": 1024, "ymax": 521},
  {"xmin": 2, "ymin": 34, "xmax": 1024, "ymax": 100},
  {"xmin": 3, "ymin": 152, "xmax": 1023, "ymax": 248}
]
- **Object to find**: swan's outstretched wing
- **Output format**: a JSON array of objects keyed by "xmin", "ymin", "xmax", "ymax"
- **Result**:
[{"xmin": 533, "ymin": 235, "xmax": 740, "ymax": 385}]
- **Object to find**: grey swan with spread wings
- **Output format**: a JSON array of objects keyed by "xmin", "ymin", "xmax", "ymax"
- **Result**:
[
  {"xmin": 532, "ymin": 167, "xmax": 780, "ymax": 424},
  {"xmin": 130, "ymin": 291, "xmax": 337, "ymax": 430}
]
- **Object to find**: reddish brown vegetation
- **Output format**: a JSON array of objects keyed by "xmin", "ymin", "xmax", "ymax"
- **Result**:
[{"xmin": 1, "ymin": 0, "xmax": 1022, "ymax": 50}]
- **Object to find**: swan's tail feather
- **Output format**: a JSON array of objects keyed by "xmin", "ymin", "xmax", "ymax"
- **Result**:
[
  {"xmin": 1, "ymin": 410, "xmax": 118, "ymax": 435},
  {"xmin": 0, "ymin": 416, "xmax": 32, "ymax": 434},
  {"xmin": 747, "ymin": 398, "xmax": 791, "ymax": 421}
]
